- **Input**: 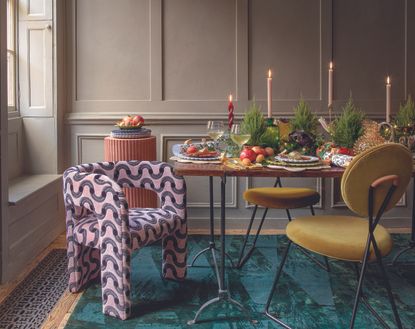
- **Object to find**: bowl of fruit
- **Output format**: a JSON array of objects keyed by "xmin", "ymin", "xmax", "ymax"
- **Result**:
[{"xmin": 115, "ymin": 115, "xmax": 145, "ymax": 129}]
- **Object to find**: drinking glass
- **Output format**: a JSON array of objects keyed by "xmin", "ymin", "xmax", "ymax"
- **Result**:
[
  {"xmin": 207, "ymin": 121, "xmax": 225, "ymax": 141},
  {"xmin": 230, "ymin": 124, "xmax": 251, "ymax": 151}
]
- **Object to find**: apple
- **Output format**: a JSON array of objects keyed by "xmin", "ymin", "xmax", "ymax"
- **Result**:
[
  {"xmin": 264, "ymin": 147, "xmax": 275, "ymax": 156},
  {"xmin": 186, "ymin": 145, "xmax": 198, "ymax": 154},
  {"xmin": 240, "ymin": 148, "xmax": 256, "ymax": 162},
  {"xmin": 132, "ymin": 115, "xmax": 144, "ymax": 126},
  {"xmin": 256, "ymin": 154, "xmax": 265, "ymax": 163},
  {"xmin": 252, "ymin": 146, "xmax": 266, "ymax": 156},
  {"xmin": 241, "ymin": 158, "xmax": 252, "ymax": 166}
]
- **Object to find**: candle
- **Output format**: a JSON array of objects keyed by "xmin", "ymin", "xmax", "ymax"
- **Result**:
[
  {"xmin": 328, "ymin": 61, "xmax": 333, "ymax": 109},
  {"xmin": 386, "ymin": 76, "xmax": 391, "ymax": 123},
  {"xmin": 267, "ymin": 69, "xmax": 272, "ymax": 118},
  {"xmin": 228, "ymin": 94, "xmax": 234, "ymax": 129}
]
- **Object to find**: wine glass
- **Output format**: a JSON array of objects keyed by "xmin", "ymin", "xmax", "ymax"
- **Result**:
[
  {"xmin": 207, "ymin": 121, "xmax": 225, "ymax": 141},
  {"xmin": 230, "ymin": 124, "xmax": 251, "ymax": 151}
]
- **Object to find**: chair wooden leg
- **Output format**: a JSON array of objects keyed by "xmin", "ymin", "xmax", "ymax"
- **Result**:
[{"xmin": 264, "ymin": 240, "xmax": 293, "ymax": 329}]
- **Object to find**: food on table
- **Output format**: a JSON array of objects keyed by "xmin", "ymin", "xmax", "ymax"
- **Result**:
[
  {"xmin": 239, "ymin": 148, "xmax": 257, "ymax": 162},
  {"xmin": 256, "ymin": 154, "xmax": 265, "ymax": 163},
  {"xmin": 115, "ymin": 115, "xmax": 145, "ymax": 129},
  {"xmin": 180, "ymin": 141, "xmax": 220, "ymax": 158},
  {"xmin": 278, "ymin": 150, "xmax": 312, "ymax": 161},
  {"xmin": 264, "ymin": 147, "xmax": 275, "ymax": 156},
  {"xmin": 241, "ymin": 158, "xmax": 252, "ymax": 166},
  {"xmin": 252, "ymin": 146, "xmax": 266, "ymax": 156}
]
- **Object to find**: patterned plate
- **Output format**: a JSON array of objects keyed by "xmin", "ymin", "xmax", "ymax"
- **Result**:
[
  {"xmin": 172, "ymin": 144, "xmax": 221, "ymax": 161},
  {"xmin": 275, "ymin": 155, "xmax": 320, "ymax": 163}
]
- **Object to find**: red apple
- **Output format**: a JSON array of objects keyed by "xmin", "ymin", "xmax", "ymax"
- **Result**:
[
  {"xmin": 132, "ymin": 115, "xmax": 144, "ymax": 126},
  {"xmin": 240, "ymin": 148, "xmax": 256, "ymax": 162},
  {"xmin": 252, "ymin": 146, "xmax": 266, "ymax": 156},
  {"xmin": 186, "ymin": 146, "xmax": 198, "ymax": 154}
]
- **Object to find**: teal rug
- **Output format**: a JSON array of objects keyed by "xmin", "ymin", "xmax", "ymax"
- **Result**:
[{"xmin": 64, "ymin": 235, "xmax": 415, "ymax": 329}]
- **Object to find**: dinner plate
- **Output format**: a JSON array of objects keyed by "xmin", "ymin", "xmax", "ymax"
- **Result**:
[
  {"xmin": 172, "ymin": 143, "xmax": 221, "ymax": 161},
  {"xmin": 274, "ymin": 155, "xmax": 320, "ymax": 164}
]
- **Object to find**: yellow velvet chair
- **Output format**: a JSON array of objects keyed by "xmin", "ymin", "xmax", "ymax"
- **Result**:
[
  {"xmin": 236, "ymin": 177, "xmax": 321, "ymax": 269},
  {"xmin": 265, "ymin": 143, "xmax": 412, "ymax": 329}
]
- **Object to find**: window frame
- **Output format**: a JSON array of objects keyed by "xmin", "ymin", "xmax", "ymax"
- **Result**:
[{"xmin": 6, "ymin": 0, "xmax": 18, "ymax": 116}]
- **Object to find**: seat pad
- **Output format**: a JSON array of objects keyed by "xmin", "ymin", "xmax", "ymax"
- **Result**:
[
  {"xmin": 286, "ymin": 215, "xmax": 393, "ymax": 262},
  {"xmin": 73, "ymin": 208, "xmax": 181, "ymax": 250},
  {"xmin": 243, "ymin": 187, "xmax": 320, "ymax": 209}
]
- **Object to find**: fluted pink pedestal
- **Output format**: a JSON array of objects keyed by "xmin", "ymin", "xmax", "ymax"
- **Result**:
[{"xmin": 104, "ymin": 136, "xmax": 157, "ymax": 208}]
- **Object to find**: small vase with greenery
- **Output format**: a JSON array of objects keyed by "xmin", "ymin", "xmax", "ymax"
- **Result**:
[
  {"xmin": 331, "ymin": 97, "xmax": 365, "ymax": 152},
  {"xmin": 284, "ymin": 98, "xmax": 320, "ymax": 154},
  {"xmin": 241, "ymin": 100, "xmax": 267, "ymax": 146}
]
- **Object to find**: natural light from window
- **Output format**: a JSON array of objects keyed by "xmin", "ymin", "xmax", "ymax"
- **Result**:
[{"xmin": 7, "ymin": 0, "xmax": 16, "ymax": 111}]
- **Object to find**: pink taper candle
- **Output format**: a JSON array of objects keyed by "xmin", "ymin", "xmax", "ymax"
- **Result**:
[
  {"xmin": 267, "ymin": 69, "xmax": 272, "ymax": 118},
  {"xmin": 228, "ymin": 94, "xmax": 234, "ymax": 129},
  {"xmin": 386, "ymin": 76, "xmax": 391, "ymax": 123},
  {"xmin": 328, "ymin": 62, "xmax": 333, "ymax": 108}
]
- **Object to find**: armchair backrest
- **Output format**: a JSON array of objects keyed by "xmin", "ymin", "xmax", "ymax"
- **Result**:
[
  {"xmin": 63, "ymin": 161, "xmax": 186, "ymax": 220},
  {"xmin": 341, "ymin": 143, "xmax": 412, "ymax": 218}
]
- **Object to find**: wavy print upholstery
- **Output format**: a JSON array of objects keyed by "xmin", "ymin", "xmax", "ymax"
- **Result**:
[{"xmin": 63, "ymin": 161, "xmax": 187, "ymax": 320}]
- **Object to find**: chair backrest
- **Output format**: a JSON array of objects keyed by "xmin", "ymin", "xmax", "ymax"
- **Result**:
[
  {"xmin": 64, "ymin": 161, "xmax": 186, "ymax": 219},
  {"xmin": 341, "ymin": 143, "xmax": 412, "ymax": 217}
]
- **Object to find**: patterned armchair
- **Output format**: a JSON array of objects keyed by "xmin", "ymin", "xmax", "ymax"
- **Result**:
[{"xmin": 63, "ymin": 161, "xmax": 187, "ymax": 320}]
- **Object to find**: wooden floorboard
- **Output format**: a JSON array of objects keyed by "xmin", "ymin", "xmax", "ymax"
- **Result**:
[{"xmin": 0, "ymin": 226, "xmax": 411, "ymax": 328}]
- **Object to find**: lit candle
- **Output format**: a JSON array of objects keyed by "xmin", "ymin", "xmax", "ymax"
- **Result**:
[
  {"xmin": 328, "ymin": 61, "xmax": 333, "ymax": 109},
  {"xmin": 228, "ymin": 94, "xmax": 234, "ymax": 129},
  {"xmin": 386, "ymin": 76, "xmax": 391, "ymax": 123},
  {"xmin": 267, "ymin": 69, "xmax": 272, "ymax": 118}
]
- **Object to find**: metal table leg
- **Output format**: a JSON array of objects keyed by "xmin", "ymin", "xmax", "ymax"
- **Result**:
[
  {"xmin": 391, "ymin": 176, "xmax": 415, "ymax": 266},
  {"xmin": 188, "ymin": 176, "xmax": 234, "ymax": 269},
  {"xmin": 188, "ymin": 175, "xmax": 249, "ymax": 325}
]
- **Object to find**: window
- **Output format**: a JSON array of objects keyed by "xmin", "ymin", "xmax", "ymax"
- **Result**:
[{"xmin": 7, "ymin": 0, "xmax": 17, "ymax": 112}]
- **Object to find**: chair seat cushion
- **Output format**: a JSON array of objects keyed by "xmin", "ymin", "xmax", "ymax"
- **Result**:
[
  {"xmin": 243, "ymin": 187, "xmax": 320, "ymax": 209},
  {"xmin": 73, "ymin": 208, "xmax": 181, "ymax": 250},
  {"xmin": 286, "ymin": 215, "xmax": 393, "ymax": 262}
]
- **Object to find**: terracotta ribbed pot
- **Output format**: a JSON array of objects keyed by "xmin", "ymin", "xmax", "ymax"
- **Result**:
[{"xmin": 104, "ymin": 136, "xmax": 157, "ymax": 208}]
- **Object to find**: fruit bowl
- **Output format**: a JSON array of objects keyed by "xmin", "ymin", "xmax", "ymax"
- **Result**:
[{"xmin": 115, "ymin": 115, "xmax": 145, "ymax": 129}]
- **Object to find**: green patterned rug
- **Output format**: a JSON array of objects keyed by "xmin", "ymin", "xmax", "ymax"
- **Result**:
[{"xmin": 64, "ymin": 235, "xmax": 415, "ymax": 328}]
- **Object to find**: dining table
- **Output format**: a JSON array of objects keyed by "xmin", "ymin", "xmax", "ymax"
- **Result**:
[{"xmin": 173, "ymin": 161, "xmax": 415, "ymax": 324}]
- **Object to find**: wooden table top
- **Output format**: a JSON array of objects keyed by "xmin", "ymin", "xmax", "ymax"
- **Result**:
[{"xmin": 173, "ymin": 162, "xmax": 346, "ymax": 178}]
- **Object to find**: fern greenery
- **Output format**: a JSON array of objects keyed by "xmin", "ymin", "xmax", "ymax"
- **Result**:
[
  {"xmin": 394, "ymin": 95, "xmax": 415, "ymax": 127},
  {"xmin": 290, "ymin": 99, "xmax": 318, "ymax": 135},
  {"xmin": 241, "ymin": 100, "xmax": 266, "ymax": 145},
  {"xmin": 332, "ymin": 97, "xmax": 365, "ymax": 148}
]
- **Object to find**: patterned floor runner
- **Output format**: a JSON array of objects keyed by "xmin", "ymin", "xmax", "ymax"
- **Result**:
[
  {"xmin": 0, "ymin": 249, "xmax": 68, "ymax": 329},
  {"xmin": 64, "ymin": 235, "xmax": 415, "ymax": 329}
]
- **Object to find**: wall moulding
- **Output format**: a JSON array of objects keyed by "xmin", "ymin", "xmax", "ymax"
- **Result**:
[{"xmin": 65, "ymin": 111, "xmax": 392, "ymax": 126}]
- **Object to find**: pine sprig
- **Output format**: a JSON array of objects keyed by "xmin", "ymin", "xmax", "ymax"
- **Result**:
[
  {"xmin": 394, "ymin": 95, "xmax": 415, "ymax": 128},
  {"xmin": 241, "ymin": 100, "xmax": 266, "ymax": 145},
  {"xmin": 332, "ymin": 97, "xmax": 365, "ymax": 148},
  {"xmin": 290, "ymin": 99, "xmax": 318, "ymax": 135}
]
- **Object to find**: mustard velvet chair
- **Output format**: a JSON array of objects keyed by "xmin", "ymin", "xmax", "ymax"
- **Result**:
[
  {"xmin": 265, "ymin": 143, "xmax": 412, "ymax": 329},
  {"xmin": 236, "ymin": 177, "xmax": 321, "ymax": 269}
]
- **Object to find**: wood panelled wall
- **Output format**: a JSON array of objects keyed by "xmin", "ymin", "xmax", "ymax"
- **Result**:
[{"xmin": 65, "ymin": 0, "xmax": 415, "ymax": 230}]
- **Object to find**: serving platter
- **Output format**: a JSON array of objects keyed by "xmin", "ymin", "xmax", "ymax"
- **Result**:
[
  {"xmin": 275, "ymin": 155, "xmax": 320, "ymax": 164},
  {"xmin": 172, "ymin": 143, "xmax": 222, "ymax": 161}
]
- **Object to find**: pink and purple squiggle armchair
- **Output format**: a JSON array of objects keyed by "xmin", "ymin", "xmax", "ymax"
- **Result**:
[{"xmin": 63, "ymin": 161, "xmax": 187, "ymax": 320}]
